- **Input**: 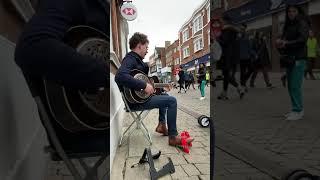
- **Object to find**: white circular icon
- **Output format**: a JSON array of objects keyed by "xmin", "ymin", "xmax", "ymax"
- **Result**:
[{"xmin": 120, "ymin": 3, "xmax": 138, "ymax": 21}]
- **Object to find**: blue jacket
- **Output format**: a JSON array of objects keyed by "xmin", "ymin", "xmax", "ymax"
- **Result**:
[{"xmin": 115, "ymin": 51, "xmax": 149, "ymax": 91}]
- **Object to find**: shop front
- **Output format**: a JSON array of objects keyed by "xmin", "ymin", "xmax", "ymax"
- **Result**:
[
  {"xmin": 223, "ymin": 0, "xmax": 309, "ymax": 71},
  {"xmin": 160, "ymin": 66, "xmax": 172, "ymax": 83},
  {"xmin": 181, "ymin": 53, "xmax": 210, "ymax": 82}
]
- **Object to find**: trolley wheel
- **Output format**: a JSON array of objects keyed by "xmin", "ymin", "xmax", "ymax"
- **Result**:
[
  {"xmin": 283, "ymin": 169, "xmax": 313, "ymax": 180},
  {"xmin": 198, "ymin": 115, "xmax": 210, "ymax": 127}
]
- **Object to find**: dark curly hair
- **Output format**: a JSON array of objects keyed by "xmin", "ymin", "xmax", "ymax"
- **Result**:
[{"xmin": 129, "ymin": 32, "xmax": 149, "ymax": 50}]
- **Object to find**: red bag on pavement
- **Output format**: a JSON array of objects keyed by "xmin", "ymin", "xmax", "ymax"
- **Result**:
[{"xmin": 179, "ymin": 131, "xmax": 193, "ymax": 154}]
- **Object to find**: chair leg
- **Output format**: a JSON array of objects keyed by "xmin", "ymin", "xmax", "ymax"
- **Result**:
[
  {"xmin": 79, "ymin": 155, "xmax": 107, "ymax": 180},
  {"xmin": 35, "ymin": 97, "xmax": 83, "ymax": 180},
  {"xmin": 140, "ymin": 121, "xmax": 152, "ymax": 145},
  {"xmin": 119, "ymin": 119, "xmax": 136, "ymax": 146},
  {"xmin": 119, "ymin": 111, "xmax": 153, "ymax": 146}
]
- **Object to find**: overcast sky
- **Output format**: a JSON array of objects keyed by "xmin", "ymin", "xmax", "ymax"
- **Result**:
[{"xmin": 127, "ymin": 0, "xmax": 206, "ymax": 62}]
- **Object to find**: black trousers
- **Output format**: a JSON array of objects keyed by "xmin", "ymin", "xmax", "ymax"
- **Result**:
[
  {"xmin": 305, "ymin": 58, "xmax": 316, "ymax": 79},
  {"xmin": 240, "ymin": 60, "xmax": 254, "ymax": 86},
  {"xmin": 179, "ymin": 81, "xmax": 185, "ymax": 91},
  {"xmin": 222, "ymin": 64, "xmax": 239, "ymax": 91},
  {"xmin": 249, "ymin": 64, "xmax": 271, "ymax": 86}
]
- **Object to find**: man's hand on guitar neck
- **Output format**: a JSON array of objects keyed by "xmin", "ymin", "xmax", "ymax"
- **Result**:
[
  {"xmin": 163, "ymin": 84, "xmax": 173, "ymax": 92},
  {"xmin": 144, "ymin": 83, "xmax": 154, "ymax": 95}
]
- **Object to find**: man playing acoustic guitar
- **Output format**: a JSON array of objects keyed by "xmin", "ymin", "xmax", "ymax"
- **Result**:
[{"xmin": 115, "ymin": 32, "xmax": 194, "ymax": 146}]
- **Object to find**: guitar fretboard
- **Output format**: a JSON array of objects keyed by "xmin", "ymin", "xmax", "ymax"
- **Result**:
[{"xmin": 154, "ymin": 83, "xmax": 171, "ymax": 88}]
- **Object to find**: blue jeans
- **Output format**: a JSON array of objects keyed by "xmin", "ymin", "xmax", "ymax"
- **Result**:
[{"xmin": 130, "ymin": 94, "xmax": 178, "ymax": 136}]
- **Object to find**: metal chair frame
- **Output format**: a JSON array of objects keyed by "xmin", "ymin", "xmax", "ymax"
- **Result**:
[{"xmin": 118, "ymin": 93, "xmax": 152, "ymax": 146}]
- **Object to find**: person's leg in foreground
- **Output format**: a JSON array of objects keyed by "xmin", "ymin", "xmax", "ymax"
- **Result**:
[
  {"xmin": 286, "ymin": 60, "xmax": 305, "ymax": 120},
  {"xmin": 200, "ymin": 80, "xmax": 206, "ymax": 100}
]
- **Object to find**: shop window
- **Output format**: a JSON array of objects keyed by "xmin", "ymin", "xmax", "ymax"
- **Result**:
[{"xmin": 183, "ymin": 29, "xmax": 189, "ymax": 42}]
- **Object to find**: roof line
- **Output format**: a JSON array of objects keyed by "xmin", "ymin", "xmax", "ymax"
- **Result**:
[{"xmin": 178, "ymin": 0, "xmax": 209, "ymax": 32}]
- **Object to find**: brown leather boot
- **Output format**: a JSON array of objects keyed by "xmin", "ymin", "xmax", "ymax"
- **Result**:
[
  {"xmin": 155, "ymin": 122, "xmax": 168, "ymax": 136},
  {"xmin": 168, "ymin": 135, "xmax": 194, "ymax": 146}
]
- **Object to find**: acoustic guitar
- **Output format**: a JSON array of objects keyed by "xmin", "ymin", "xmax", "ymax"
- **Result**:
[
  {"xmin": 43, "ymin": 25, "xmax": 109, "ymax": 133},
  {"xmin": 123, "ymin": 70, "xmax": 172, "ymax": 104}
]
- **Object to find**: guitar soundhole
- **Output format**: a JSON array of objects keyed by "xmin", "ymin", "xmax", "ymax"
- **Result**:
[
  {"xmin": 75, "ymin": 38, "xmax": 109, "ymax": 115},
  {"xmin": 134, "ymin": 73, "xmax": 150, "ymax": 99}
]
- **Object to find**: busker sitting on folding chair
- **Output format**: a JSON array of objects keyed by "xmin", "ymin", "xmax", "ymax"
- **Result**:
[{"xmin": 115, "ymin": 32, "xmax": 194, "ymax": 146}]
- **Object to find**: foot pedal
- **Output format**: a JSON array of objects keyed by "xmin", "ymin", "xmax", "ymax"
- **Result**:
[{"xmin": 131, "ymin": 148, "xmax": 175, "ymax": 180}]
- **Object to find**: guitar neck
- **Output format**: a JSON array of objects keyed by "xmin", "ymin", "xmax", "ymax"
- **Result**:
[{"xmin": 154, "ymin": 83, "xmax": 171, "ymax": 88}]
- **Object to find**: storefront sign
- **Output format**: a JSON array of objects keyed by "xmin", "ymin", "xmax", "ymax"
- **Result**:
[
  {"xmin": 181, "ymin": 54, "xmax": 210, "ymax": 69},
  {"xmin": 224, "ymin": 0, "xmax": 308, "ymax": 24}
]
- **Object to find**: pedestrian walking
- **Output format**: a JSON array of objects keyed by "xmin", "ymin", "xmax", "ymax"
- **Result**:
[
  {"xmin": 189, "ymin": 72, "xmax": 196, "ymax": 89},
  {"xmin": 185, "ymin": 71, "xmax": 191, "ymax": 89},
  {"xmin": 238, "ymin": 24, "xmax": 254, "ymax": 92},
  {"xmin": 178, "ymin": 66, "xmax": 187, "ymax": 93},
  {"xmin": 305, "ymin": 30, "xmax": 318, "ymax": 80},
  {"xmin": 198, "ymin": 63, "xmax": 206, "ymax": 100},
  {"xmin": 205, "ymin": 71, "xmax": 210, "ymax": 87},
  {"xmin": 249, "ymin": 32, "xmax": 274, "ymax": 89},
  {"xmin": 216, "ymin": 14, "xmax": 244, "ymax": 100},
  {"xmin": 276, "ymin": 3, "xmax": 310, "ymax": 120}
]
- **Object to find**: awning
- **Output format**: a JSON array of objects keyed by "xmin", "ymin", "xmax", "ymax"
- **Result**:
[
  {"xmin": 223, "ymin": 0, "xmax": 309, "ymax": 24},
  {"xmin": 161, "ymin": 67, "xmax": 172, "ymax": 73},
  {"xmin": 181, "ymin": 53, "xmax": 210, "ymax": 69},
  {"xmin": 187, "ymin": 67, "xmax": 195, "ymax": 71}
]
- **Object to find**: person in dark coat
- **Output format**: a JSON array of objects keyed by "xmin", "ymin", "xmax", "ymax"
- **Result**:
[
  {"xmin": 276, "ymin": 3, "xmax": 309, "ymax": 120},
  {"xmin": 217, "ymin": 14, "xmax": 244, "ymax": 100},
  {"xmin": 249, "ymin": 32, "xmax": 274, "ymax": 88},
  {"xmin": 189, "ymin": 72, "xmax": 196, "ymax": 89},
  {"xmin": 115, "ymin": 33, "xmax": 194, "ymax": 145},
  {"xmin": 178, "ymin": 66, "xmax": 187, "ymax": 93},
  {"xmin": 238, "ymin": 24, "xmax": 254, "ymax": 92}
]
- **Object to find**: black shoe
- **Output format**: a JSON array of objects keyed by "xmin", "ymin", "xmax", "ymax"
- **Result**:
[
  {"xmin": 237, "ymin": 89, "xmax": 245, "ymax": 99},
  {"xmin": 217, "ymin": 94, "xmax": 229, "ymax": 100},
  {"xmin": 267, "ymin": 84, "xmax": 275, "ymax": 89}
]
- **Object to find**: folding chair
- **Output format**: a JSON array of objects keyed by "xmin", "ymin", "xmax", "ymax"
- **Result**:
[
  {"xmin": 22, "ymin": 73, "xmax": 108, "ymax": 180},
  {"xmin": 118, "ymin": 92, "xmax": 152, "ymax": 146}
]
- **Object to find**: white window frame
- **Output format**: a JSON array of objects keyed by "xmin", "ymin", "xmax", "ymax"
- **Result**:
[
  {"xmin": 182, "ymin": 29, "xmax": 189, "ymax": 42},
  {"xmin": 207, "ymin": 6, "xmax": 210, "ymax": 24},
  {"xmin": 193, "ymin": 15, "xmax": 203, "ymax": 35},
  {"xmin": 207, "ymin": 30, "xmax": 210, "ymax": 46},
  {"xmin": 193, "ymin": 37, "xmax": 203, "ymax": 52},
  {"xmin": 183, "ymin": 46, "xmax": 190, "ymax": 59},
  {"xmin": 175, "ymin": 58, "xmax": 180, "ymax": 65}
]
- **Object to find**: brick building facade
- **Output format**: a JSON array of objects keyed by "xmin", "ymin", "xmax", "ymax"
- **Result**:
[
  {"xmin": 178, "ymin": 0, "xmax": 210, "ymax": 73},
  {"xmin": 163, "ymin": 40, "xmax": 179, "ymax": 82}
]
